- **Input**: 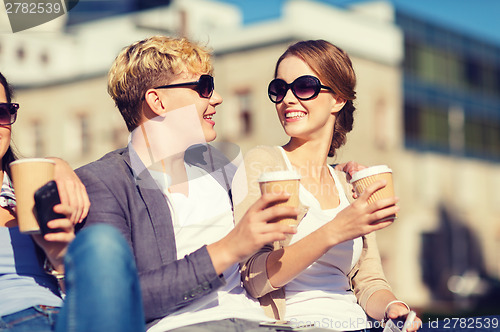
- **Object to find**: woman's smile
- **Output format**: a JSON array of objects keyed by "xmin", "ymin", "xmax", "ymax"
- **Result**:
[{"xmin": 284, "ymin": 110, "xmax": 307, "ymax": 122}]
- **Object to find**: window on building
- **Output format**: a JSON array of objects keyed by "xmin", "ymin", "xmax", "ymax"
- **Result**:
[
  {"xmin": 403, "ymin": 39, "xmax": 417, "ymax": 74},
  {"xmin": 112, "ymin": 126, "xmax": 128, "ymax": 149},
  {"xmin": 401, "ymin": 14, "xmax": 500, "ymax": 162},
  {"xmin": 404, "ymin": 100, "xmax": 450, "ymax": 152},
  {"xmin": 31, "ymin": 120, "xmax": 44, "ymax": 157},
  {"xmin": 490, "ymin": 122, "xmax": 500, "ymax": 158},
  {"xmin": 16, "ymin": 46, "xmax": 25, "ymax": 61},
  {"xmin": 495, "ymin": 66, "xmax": 500, "ymax": 95},
  {"xmin": 40, "ymin": 51, "xmax": 49, "ymax": 65},
  {"xmin": 236, "ymin": 90, "xmax": 253, "ymax": 136},
  {"xmin": 484, "ymin": 121, "xmax": 500, "ymax": 158},
  {"xmin": 444, "ymin": 52, "xmax": 463, "ymax": 90},
  {"xmin": 420, "ymin": 105, "xmax": 449, "ymax": 151},
  {"xmin": 464, "ymin": 111, "xmax": 500, "ymax": 160},
  {"xmin": 78, "ymin": 114, "xmax": 91, "ymax": 155},
  {"xmin": 448, "ymin": 106, "xmax": 465, "ymax": 155},
  {"xmin": 374, "ymin": 98, "xmax": 390, "ymax": 149},
  {"xmin": 405, "ymin": 100, "xmax": 500, "ymax": 160},
  {"xmin": 433, "ymin": 49, "xmax": 449, "ymax": 87},
  {"xmin": 465, "ymin": 56, "xmax": 483, "ymax": 91},
  {"xmin": 416, "ymin": 45, "xmax": 440, "ymax": 84},
  {"xmin": 404, "ymin": 102, "xmax": 420, "ymax": 144}
]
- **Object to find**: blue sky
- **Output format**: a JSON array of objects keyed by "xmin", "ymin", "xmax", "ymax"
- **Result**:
[{"xmin": 216, "ymin": 0, "xmax": 500, "ymax": 47}]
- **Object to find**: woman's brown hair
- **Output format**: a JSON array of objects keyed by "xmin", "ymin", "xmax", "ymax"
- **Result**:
[{"xmin": 0, "ymin": 72, "xmax": 18, "ymax": 178}]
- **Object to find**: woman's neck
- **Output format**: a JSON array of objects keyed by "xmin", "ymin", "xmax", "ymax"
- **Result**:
[{"xmin": 283, "ymin": 139, "xmax": 331, "ymax": 181}]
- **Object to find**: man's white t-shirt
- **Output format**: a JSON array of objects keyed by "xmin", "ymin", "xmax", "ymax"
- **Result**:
[{"xmin": 147, "ymin": 163, "xmax": 270, "ymax": 332}]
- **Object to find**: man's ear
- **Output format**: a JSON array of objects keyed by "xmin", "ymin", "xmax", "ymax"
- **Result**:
[
  {"xmin": 144, "ymin": 89, "xmax": 166, "ymax": 116},
  {"xmin": 331, "ymin": 97, "xmax": 346, "ymax": 115}
]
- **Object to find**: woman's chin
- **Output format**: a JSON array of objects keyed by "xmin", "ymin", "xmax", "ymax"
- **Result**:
[{"xmin": 203, "ymin": 131, "xmax": 217, "ymax": 143}]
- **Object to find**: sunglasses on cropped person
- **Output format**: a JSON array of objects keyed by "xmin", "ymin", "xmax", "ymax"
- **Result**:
[
  {"xmin": 0, "ymin": 103, "xmax": 18, "ymax": 125},
  {"xmin": 268, "ymin": 75, "xmax": 333, "ymax": 104},
  {"xmin": 154, "ymin": 75, "xmax": 214, "ymax": 99}
]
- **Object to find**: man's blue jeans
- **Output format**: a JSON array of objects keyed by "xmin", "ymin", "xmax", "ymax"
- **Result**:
[
  {"xmin": 56, "ymin": 223, "xmax": 145, "ymax": 332},
  {"xmin": 0, "ymin": 224, "xmax": 145, "ymax": 332}
]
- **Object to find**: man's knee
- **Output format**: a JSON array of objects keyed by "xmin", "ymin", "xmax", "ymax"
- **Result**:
[{"xmin": 70, "ymin": 224, "xmax": 131, "ymax": 265}]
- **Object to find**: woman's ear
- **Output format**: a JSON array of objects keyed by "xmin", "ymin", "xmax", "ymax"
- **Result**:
[
  {"xmin": 331, "ymin": 97, "xmax": 346, "ymax": 115},
  {"xmin": 144, "ymin": 89, "xmax": 166, "ymax": 116}
]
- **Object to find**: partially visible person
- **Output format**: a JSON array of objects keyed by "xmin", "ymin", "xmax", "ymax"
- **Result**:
[
  {"xmin": 0, "ymin": 72, "xmax": 144, "ymax": 332},
  {"xmin": 232, "ymin": 40, "xmax": 421, "ymax": 331}
]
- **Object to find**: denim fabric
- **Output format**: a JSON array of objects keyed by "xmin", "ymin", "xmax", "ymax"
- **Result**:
[
  {"xmin": 1, "ymin": 224, "xmax": 144, "ymax": 332},
  {"xmin": 0, "ymin": 306, "xmax": 59, "ymax": 331},
  {"xmin": 55, "ymin": 224, "xmax": 145, "ymax": 332}
]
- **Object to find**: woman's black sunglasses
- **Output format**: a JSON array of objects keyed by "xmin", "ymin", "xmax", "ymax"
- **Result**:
[
  {"xmin": 0, "ymin": 103, "xmax": 18, "ymax": 125},
  {"xmin": 154, "ymin": 75, "xmax": 214, "ymax": 99},
  {"xmin": 268, "ymin": 75, "xmax": 333, "ymax": 104}
]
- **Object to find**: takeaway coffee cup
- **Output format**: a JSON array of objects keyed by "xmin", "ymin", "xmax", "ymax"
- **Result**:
[
  {"xmin": 350, "ymin": 165, "xmax": 396, "ymax": 221},
  {"xmin": 10, "ymin": 158, "xmax": 56, "ymax": 234},
  {"xmin": 258, "ymin": 170, "xmax": 301, "ymax": 227}
]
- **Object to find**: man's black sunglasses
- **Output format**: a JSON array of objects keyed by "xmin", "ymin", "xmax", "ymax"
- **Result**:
[
  {"xmin": 268, "ymin": 75, "xmax": 333, "ymax": 104},
  {"xmin": 154, "ymin": 75, "xmax": 214, "ymax": 99},
  {"xmin": 0, "ymin": 103, "xmax": 19, "ymax": 125}
]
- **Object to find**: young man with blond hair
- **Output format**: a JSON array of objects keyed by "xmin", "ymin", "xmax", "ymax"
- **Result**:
[{"xmin": 76, "ymin": 36, "xmax": 297, "ymax": 331}]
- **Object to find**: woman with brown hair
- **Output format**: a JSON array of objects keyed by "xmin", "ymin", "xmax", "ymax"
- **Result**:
[{"xmin": 233, "ymin": 40, "xmax": 421, "ymax": 331}]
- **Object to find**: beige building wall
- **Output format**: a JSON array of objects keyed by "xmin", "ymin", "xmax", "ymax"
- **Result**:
[
  {"xmin": 214, "ymin": 42, "xmax": 292, "ymax": 152},
  {"xmin": 12, "ymin": 77, "xmax": 127, "ymax": 168}
]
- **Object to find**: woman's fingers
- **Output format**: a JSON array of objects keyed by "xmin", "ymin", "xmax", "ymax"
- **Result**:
[
  {"xmin": 51, "ymin": 157, "xmax": 90, "ymax": 224},
  {"xmin": 55, "ymin": 180, "xmax": 90, "ymax": 224},
  {"xmin": 366, "ymin": 196, "xmax": 399, "ymax": 213},
  {"xmin": 42, "ymin": 217, "xmax": 75, "ymax": 243},
  {"xmin": 55, "ymin": 179, "xmax": 70, "ymax": 207},
  {"xmin": 406, "ymin": 317, "xmax": 422, "ymax": 332},
  {"xmin": 79, "ymin": 183, "xmax": 91, "ymax": 223},
  {"xmin": 53, "ymin": 203, "xmax": 73, "ymax": 219},
  {"xmin": 258, "ymin": 204, "xmax": 299, "ymax": 224},
  {"xmin": 55, "ymin": 179, "xmax": 76, "ymax": 222},
  {"xmin": 357, "ymin": 180, "xmax": 387, "ymax": 201},
  {"xmin": 252, "ymin": 193, "xmax": 292, "ymax": 210},
  {"xmin": 40, "ymin": 204, "xmax": 76, "ymax": 243},
  {"xmin": 334, "ymin": 161, "xmax": 367, "ymax": 180},
  {"xmin": 43, "ymin": 231, "xmax": 75, "ymax": 243}
]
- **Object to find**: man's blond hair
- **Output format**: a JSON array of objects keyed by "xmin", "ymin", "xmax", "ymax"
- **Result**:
[{"xmin": 108, "ymin": 35, "xmax": 213, "ymax": 131}]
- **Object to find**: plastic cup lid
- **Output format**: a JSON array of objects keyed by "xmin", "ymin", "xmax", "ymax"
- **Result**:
[
  {"xmin": 350, "ymin": 165, "xmax": 392, "ymax": 183},
  {"xmin": 258, "ymin": 170, "xmax": 300, "ymax": 182}
]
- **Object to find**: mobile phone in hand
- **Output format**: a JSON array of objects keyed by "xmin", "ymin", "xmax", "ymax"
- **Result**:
[
  {"xmin": 383, "ymin": 311, "xmax": 417, "ymax": 332},
  {"xmin": 259, "ymin": 321, "xmax": 316, "ymax": 331},
  {"xmin": 34, "ymin": 181, "xmax": 65, "ymax": 235}
]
